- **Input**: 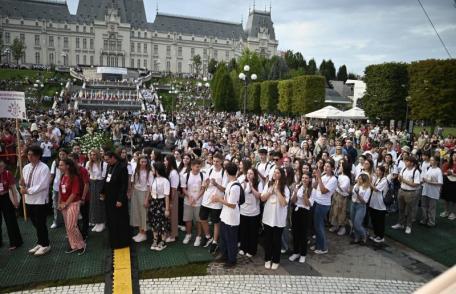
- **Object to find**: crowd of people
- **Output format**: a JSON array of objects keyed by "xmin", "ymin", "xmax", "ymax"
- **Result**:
[{"xmin": 0, "ymin": 104, "xmax": 455, "ymax": 270}]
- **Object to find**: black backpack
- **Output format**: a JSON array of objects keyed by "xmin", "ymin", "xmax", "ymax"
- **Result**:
[{"xmin": 229, "ymin": 182, "xmax": 245, "ymax": 206}]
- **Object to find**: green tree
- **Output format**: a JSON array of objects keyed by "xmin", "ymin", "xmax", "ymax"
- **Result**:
[
  {"xmin": 337, "ymin": 65, "xmax": 348, "ymax": 82},
  {"xmin": 307, "ymin": 59, "xmax": 317, "ymax": 75},
  {"xmin": 268, "ymin": 56, "xmax": 289, "ymax": 80},
  {"xmin": 292, "ymin": 75, "xmax": 325, "ymax": 115},
  {"xmin": 246, "ymin": 82, "xmax": 261, "ymax": 113},
  {"xmin": 211, "ymin": 63, "xmax": 227, "ymax": 110},
  {"xmin": 284, "ymin": 50, "xmax": 297, "ymax": 69},
  {"xmin": 294, "ymin": 52, "xmax": 307, "ymax": 71},
  {"xmin": 238, "ymin": 49, "xmax": 264, "ymax": 81},
  {"xmin": 277, "ymin": 79, "xmax": 294, "ymax": 114},
  {"xmin": 192, "ymin": 54, "xmax": 202, "ymax": 77},
  {"xmin": 319, "ymin": 59, "xmax": 336, "ymax": 82},
  {"xmin": 363, "ymin": 62, "xmax": 409, "ymax": 121},
  {"xmin": 11, "ymin": 38, "xmax": 25, "ymax": 65},
  {"xmin": 227, "ymin": 58, "xmax": 237, "ymax": 72},
  {"xmin": 408, "ymin": 59, "xmax": 456, "ymax": 125},
  {"xmin": 208, "ymin": 58, "xmax": 218, "ymax": 75},
  {"xmin": 230, "ymin": 69, "xmax": 241, "ymax": 109},
  {"xmin": 260, "ymin": 81, "xmax": 279, "ymax": 113},
  {"xmin": 218, "ymin": 72, "xmax": 236, "ymax": 111}
]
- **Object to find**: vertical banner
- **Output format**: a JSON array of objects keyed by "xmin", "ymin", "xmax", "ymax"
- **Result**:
[{"xmin": 0, "ymin": 91, "xmax": 27, "ymax": 120}]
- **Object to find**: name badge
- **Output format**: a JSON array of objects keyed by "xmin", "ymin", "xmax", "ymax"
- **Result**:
[
  {"xmin": 61, "ymin": 185, "xmax": 67, "ymax": 194},
  {"xmin": 0, "ymin": 183, "xmax": 4, "ymax": 192},
  {"xmin": 106, "ymin": 174, "xmax": 112, "ymax": 183}
]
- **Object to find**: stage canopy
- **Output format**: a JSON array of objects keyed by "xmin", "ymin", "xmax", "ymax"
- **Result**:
[
  {"xmin": 304, "ymin": 106, "xmax": 343, "ymax": 119},
  {"xmin": 330, "ymin": 107, "xmax": 367, "ymax": 120}
]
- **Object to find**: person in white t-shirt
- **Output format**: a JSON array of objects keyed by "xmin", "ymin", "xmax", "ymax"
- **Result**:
[
  {"xmin": 49, "ymin": 148, "xmax": 68, "ymax": 229},
  {"xmin": 199, "ymin": 153, "xmax": 227, "ymax": 254},
  {"xmin": 369, "ymin": 166, "xmax": 388, "ymax": 243},
  {"xmin": 40, "ymin": 138, "xmax": 53, "ymax": 164},
  {"xmin": 289, "ymin": 172, "xmax": 313, "ymax": 264},
  {"xmin": 312, "ymin": 162, "xmax": 337, "ymax": 254},
  {"xmin": 420, "ymin": 156, "xmax": 443, "ymax": 227},
  {"xmin": 146, "ymin": 162, "xmax": 170, "ymax": 251},
  {"xmin": 212, "ymin": 162, "xmax": 241, "ymax": 268},
  {"xmin": 86, "ymin": 149, "xmax": 108, "ymax": 233},
  {"xmin": 261, "ymin": 168, "xmax": 290, "ymax": 270},
  {"xmin": 350, "ymin": 174, "xmax": 372, "ymax": 245},
  {"xmin": 181, "ymin": 159, "xmax": 205, "ymax": 246},
  {"xmin": 329, "ymin": 161, "xmax": 351, "ymax": 236},
  {"xmin": 392, "ymin": 157, "xmax": 421, "ymax": 234},
  {"xmin": 239, "ymin": 168, "xmax": 263, "ymax": 258}
]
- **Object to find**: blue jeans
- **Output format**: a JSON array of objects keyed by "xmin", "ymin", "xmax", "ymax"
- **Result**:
[
  {"xmin": 350, "ymin": 202, "xmax": 366, "ymax": 241},
  {"xmin": 220, "ymin": 222, "xmax": 239, "ymax": 264},
  {"xmin": 313, "ymin": 203, "xmax": 330, "ymax": 251}
]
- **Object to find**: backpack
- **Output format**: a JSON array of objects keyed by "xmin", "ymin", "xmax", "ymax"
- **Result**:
[
  {"xmin": 209, "ymin": 168, "xmax": 225, "ymax": 179},
  {"xmin": 383, "ymin": 178, "xmax": 395, "ymax": 207},
  {"xmin": 185, "ymin": 171, "xmax": 204, "ymax": 186},
  {"xmin": 229, "ymin": 182, "xmax": 245, "ymax": 206}
]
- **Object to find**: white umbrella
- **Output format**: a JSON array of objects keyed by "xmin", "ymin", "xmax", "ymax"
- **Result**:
[
  {"xmin": 305, "ymin": 106, "xmax": 343, "ymax": 119},
  {"xmin": 332, "ymin": 107, "xmax": 367, "ymax": 120}
]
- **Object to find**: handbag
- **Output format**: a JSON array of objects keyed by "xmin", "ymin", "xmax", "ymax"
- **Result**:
[{"xmin": 383, "ymin": 180, "xmax": 395, "ymax": 207}]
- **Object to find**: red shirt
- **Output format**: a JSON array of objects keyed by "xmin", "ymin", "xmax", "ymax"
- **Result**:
[
  {"xmin": 78, "ymin": 166, "xmax": 90, "ymax": 202},
  {"xmin": 0, "ymin": 170, "xmax": 14, "ymax": 194},
  {"xmin": 59, "ymin": 175, "xmax": 81, "ymax": 203}
]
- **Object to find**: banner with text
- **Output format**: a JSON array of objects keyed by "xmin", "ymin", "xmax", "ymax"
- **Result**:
[{"xmin": 0, "ymin": 91, "xmax": 27, "ymax": 119}]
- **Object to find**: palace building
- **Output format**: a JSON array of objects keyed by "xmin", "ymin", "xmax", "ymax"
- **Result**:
[{"xmin": 0, "ymin": 0, "xmax": 278, "ymax": 75}]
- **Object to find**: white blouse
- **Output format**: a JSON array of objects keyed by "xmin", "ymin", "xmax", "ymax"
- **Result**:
[
  {"xmin": 262, "ymin": 183, "xmax": 290, "ymax": 228},
  {"xmin": 151, "ymin": 176, "xmax": 170, "ymax": 199},
  {"xmin": 240, "ymin": 181, "xmax": 263, "ymax": 217}
]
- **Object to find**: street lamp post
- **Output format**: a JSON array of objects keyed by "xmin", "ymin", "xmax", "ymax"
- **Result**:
[
  {"xmin": 405, "ymin": 95, "xmax": 411, "ymax": 134},
  {"xmin": 239, "ymin": 65, "xmax": 257, "ymax": 115}
]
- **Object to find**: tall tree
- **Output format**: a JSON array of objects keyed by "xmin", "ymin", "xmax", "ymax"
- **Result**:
[
  {"xmin": 294, "ymin": 52, "xmax": 307, "ymax": 71},
  {"xmin": 219, "ymin": 73, "xmax": 236, "ymax": 111},
  {"xmin": 268, "ymin": 56, "xmax": 289, "ymax": 80},
  {"xmin": 11, "ymin": 38, "xmax": 25, "ymax": 64},
  {"xmin": 408, "ymin": 59, "xmax": 456, "ymax": 125},
  {"xmin": 239, "ymin": 49, "xmax": 265, "ymax": 80},
  {"xmin": 337, "ymin": 65, "xmax": 348, "ymax": 82},
  {"xmin": 192, "ymin": 54, "xmax": 202, "ymax": 77},
  {"xmin": 208, "ymin": 58, "xmax": 218, "ymax": 75},
  {"xmin": 284, "ymin": 50, "xmax": 297, "ymax": 70},
  {"xmin": 363, "ymin": 62, "xmax": 409, "ymax": 121},
  {"xmin": 307, "ymin": 59, "xmax": 317, "ymax": 75},
  {"xmin": 227, "ymin": 58, "xmax": 237, "ymax": 72}
]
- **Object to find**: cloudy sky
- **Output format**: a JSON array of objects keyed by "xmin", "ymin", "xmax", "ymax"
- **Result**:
[{"xmin": 67, "ymin": 0, "xmax": 456, "ymax": 75}]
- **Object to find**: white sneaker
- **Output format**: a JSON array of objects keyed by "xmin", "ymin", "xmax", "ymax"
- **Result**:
[
  {"xmin": 165, "ymin": 237, "xmax": 176, "ymax": 243},
  {"xmin": 150, "ymin": 240, "xmax": 158, "ymax": 251},
  {"xmin": 280, "ymin": 249, "xmax": 286, "ymax": 254},
  {"xmin": 50, "ymin": 223, "xmax": 58, "ymax": 229},
  {"xmin": 271, "ymin": 263, "xmax": 279, "ymax": 270},
  {"xmin": 193, "ymin": 236, "xmax": 202, "ymax": 247},
  {"xmin": 178, "ymin": 225, "xmax": 186, "ymax": 232},
  {"xmin": 155, "ymin": 242, "xmax": 167, "ymax": 251},
  {"xmin": 95, "ymin": 223, "xmax": 105, "ymax": 232},
  {"xmin": 34, "ymin": 246, "xmax": 51, "ymax": 256},
  {"xmin": 448, "ymin": 213, "xmax": 456, "ymax": 220},
  {"xmin": 329, "ymin": 226, "xmax": 338, "ymax": 233},
  {"xmin": 337, "ymin": 227, "xmax": 346, "ymax": 236},
  {"xmin": 405, "ymin": 226, "xmax": 412, "ymax": 234},
  {"xmin": 314, "ymin": 249, "xmax": 328, "ymax": 255},
  {"xmin": 91, "ymin": 225, "xmax": 98, "ymax": 232},
  {"xmin": 289, "ymin": 254, "xmax": 300, "ymax": 262},
  {"xmin": 264, "ymin": 261, "xmax": 271, "ymax": 269},
  {"xmin": 134, "ymin": 233, "xmax": 147, "ymax": 243},
  {"xmin": 391, "ymin": 223, "xmax": 404, "ymax": 230},
  {"xmin": 238, "ymin": 250, "xmax": 245, "ymax": 256},
  {"xmin": 299, "ymin": 256, "xmax": 306, "ymax": 263},
  {"xmin": 182, "ymin": 234, "xmax": 192, "ymax": 244},
  {"xmin": 28, "ymin": 245, "xmax": 41, "ymax": 254},
  {"xmin": 374, "ymin": 237, "xmax": 385, "ymax": 243},
  {"xmin": 440, "ymin": 211, "xmax": 449, "ymax": 218},
  {"xmin": 246, "ymin": 253, "xmax": 253, "ymax": 258}
]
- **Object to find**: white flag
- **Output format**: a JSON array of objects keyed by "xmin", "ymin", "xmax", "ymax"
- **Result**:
[{"xmin": 0, "ymin": 91, "xmax": 27, "ymax": 119}]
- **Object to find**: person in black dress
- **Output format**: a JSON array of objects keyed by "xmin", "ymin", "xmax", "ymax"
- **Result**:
[{"xmin": 101, "ymin": 151, "xmax": 131, "ymax": 249}]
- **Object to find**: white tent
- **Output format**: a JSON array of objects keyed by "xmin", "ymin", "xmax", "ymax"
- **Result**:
[
  {"xmin": 331, "ymin": 107, "xmax": 367, "ymax": 120},
  {"xmin": 305, "ymin": 106, "xmax": 343, "ymax": 119}
]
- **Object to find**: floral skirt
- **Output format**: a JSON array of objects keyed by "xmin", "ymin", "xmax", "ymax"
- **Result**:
[{"xmin": 148, "ymin": 198, "xmax": 170, "ymax": 234}]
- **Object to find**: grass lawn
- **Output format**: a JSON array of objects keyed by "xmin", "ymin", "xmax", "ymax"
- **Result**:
[
  {"xmin": 413, "ymin": 126, "xmax": 456, "ymax": 137},
  {"xmin": 0, "ymin": 68, "xmax": 69, "ymax": 81}
]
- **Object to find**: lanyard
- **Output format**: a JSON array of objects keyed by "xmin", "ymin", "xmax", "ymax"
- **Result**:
[{"xmin": 27, "ymin": 164, "xmax": 37, "ymax": 189}]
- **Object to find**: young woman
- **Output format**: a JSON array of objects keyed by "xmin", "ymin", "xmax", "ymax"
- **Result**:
[
  {"xmin": 177, "ymin": 153, "xmax": 192, "ymax": 231},
  {"xmin": 239, "ymin": 168, "xmax": 262, "ymax": 258},
  {"xmin": 441, "ymin": 151, "xmax": 456, "ymax": 220},
  {"xmin": 369, "ymin": 166, "xmax": 388, "ymax": 243},
  {"xmin": 421, "ymin": 156, "xmax": 443, "ymax": 226},
  {"xmin": 293, "ymin": 159, "xmax": 304, "ymax": 185},
  {"xmin": 146, "ymin": 162, "xmax": 170, "ymax": 251},
  {"xmin": 59, "ymin": 159, "xmax": 86, "ymax": 255},
  {"xmin": 261, "ymin": 168, "xmax": 290, "ymax": 270},
  {"xmin": 312, "ymin": 161, "xmax": 337, "ymax": 254},
  {"xmin": 350, "ymin": 173, "xmax": 372, "ymax": 245},
  {"xmin": 237, "ymin": 159, "xmax": 252, "ymax": 183},
  {"xmin": 329, "ymin": 161, "xmax": 351, "ymax": 236},
  {"xmin": 289, "ymin": 172, "xmax": 313, "ymax": 264},
  {"xmin": 86, "ymin": 149, "xmax": 108, "ymax": 233},
  {"xmin": 164, "ymin": 154, "xmax": 180, "ymax": 242},
  {"xmin": 131, "ymin": 156, "xmax": 154, "ymax": 243}
]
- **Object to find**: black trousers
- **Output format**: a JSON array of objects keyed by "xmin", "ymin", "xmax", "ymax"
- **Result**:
[
  {"xmin": 220, "ymin": 221, "xmax": 239, "ymax": 264},
  {"xmin": 178, "ymin": 196, "xmax": 184, "ymax": 226},
  {"xmin": 263, "ymin": 224, "xmax": 283, "ymax": 264},
  {"xmin": 291, "ymin": 207, "xmax": 311, "ymax": 256},
  {"xmin": 27, "ymin": 204, "xmax": 49, "ymax": 247},
  {"xmin": 79, "ymin": 201, "xmax": 90, "ymax": 240},
  {"xmin": 0, "ymin": 195, "xmax": 23, "ymax": 247},
  {"xmin": 369, "ymin": 208, "xmax": 386, "ymax": 238},
  {"xmin": 240, "ymin": 214, "xmax": 259, "ymax": 256}
]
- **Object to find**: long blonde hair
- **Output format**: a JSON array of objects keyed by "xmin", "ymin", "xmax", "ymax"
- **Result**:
[{"xmin": 88, "ymin": 148, "xmax": 101, "ymax": 171}]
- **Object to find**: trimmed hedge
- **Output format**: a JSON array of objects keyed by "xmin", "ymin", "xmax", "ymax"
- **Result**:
[
  {"xmin": 291, "ymin": 75, "xmax": 325, "ymax": 115},
  {"xmin": 277, "ymin": 79, "xmax": 293, "ymax": 114},
  {"xmin": 260, "ymin": 80, "xmax": 279, "ymax": 113}
]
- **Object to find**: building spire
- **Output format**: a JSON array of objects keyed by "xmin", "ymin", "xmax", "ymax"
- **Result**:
[
  {"xmin": 270, "ymin": 1, "xmax": 272, "ymax": 14},
  {"xmin": 253, "ymin": 0, "xmax": 256, "ymax": 11},
  {"xmin": 156, "ymin": 0, "xmax": 159, "ymax": 14}
]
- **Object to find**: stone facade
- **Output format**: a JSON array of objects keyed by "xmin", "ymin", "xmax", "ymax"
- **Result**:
[{"xmin": 0, "ymin": 0, "xmax": 278, "ymax": 75}]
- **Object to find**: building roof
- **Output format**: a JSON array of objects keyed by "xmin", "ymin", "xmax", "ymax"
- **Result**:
[
  {"xmin": 151, "ymin": 13, "xmax": 245, "ymax": 40},
  {"xmin": 325, "ymin": 88, "xmax": 352, "ymax": 104},
  {"xmin": 245, "ymin": 10, "xmax": 276, "ymax": 40},
  {"xmin": 0, "ymin": 0, "xmax": 76, "ymax": 22}
]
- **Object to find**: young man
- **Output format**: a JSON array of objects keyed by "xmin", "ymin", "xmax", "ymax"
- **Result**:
[
  {"xmin": 200, "ymin": 153, "xmax": 227, "ymax": 254},
  {"xmin": 213, "ymin": 162, "xmax": 241, "ymax": 268},
  {"xmin": 256, "ymin": 148, "xmax": 272, "ymax": 185},
  {"xmin": 20, "ymin": 145, "xmax": 51, "ymax": 256},
  {"xmin": 181, "ymin": 159, "xmax": 205, "ymax": 246}
]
